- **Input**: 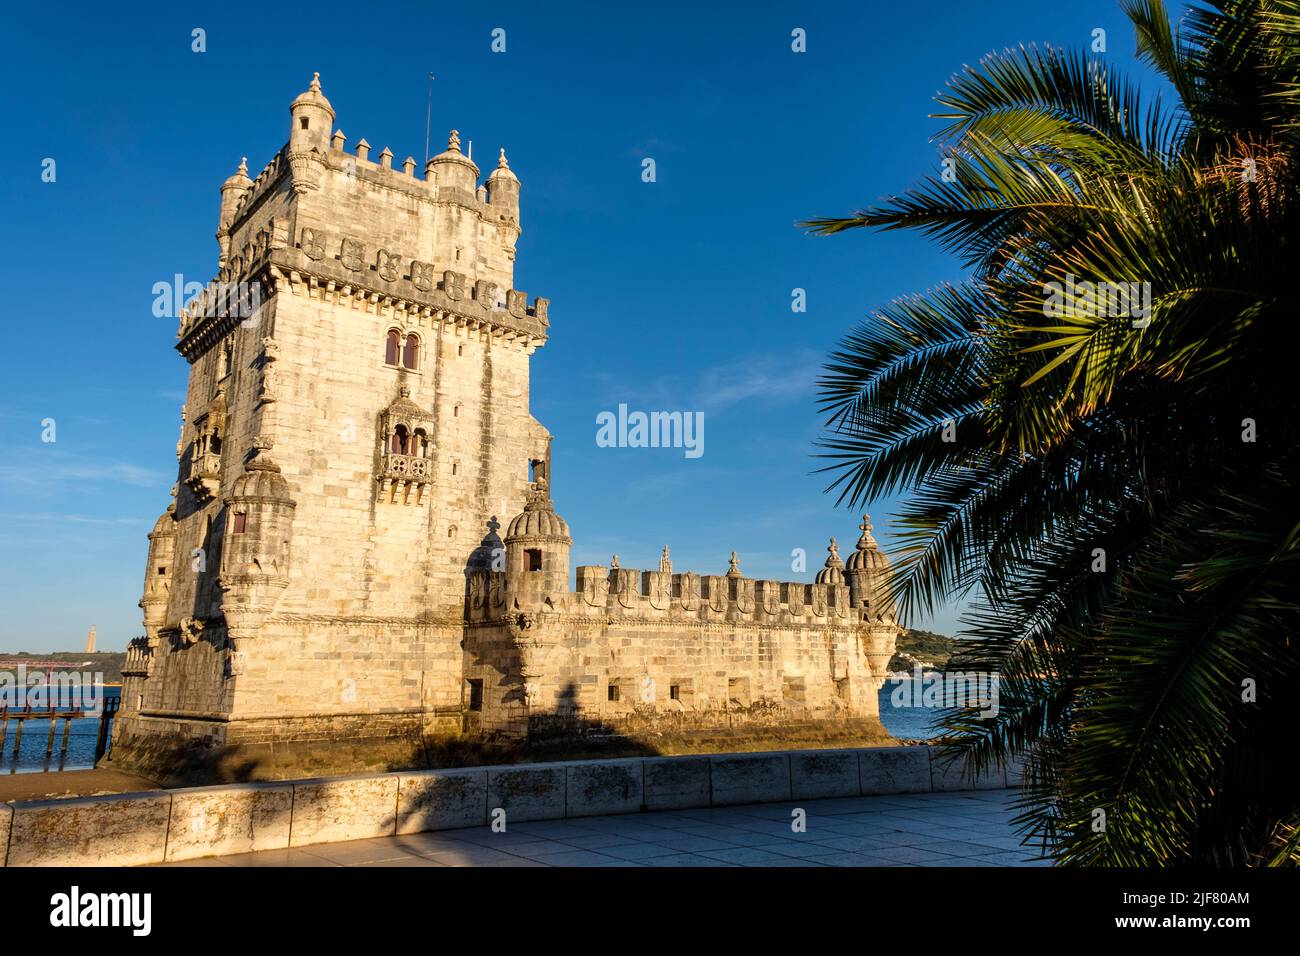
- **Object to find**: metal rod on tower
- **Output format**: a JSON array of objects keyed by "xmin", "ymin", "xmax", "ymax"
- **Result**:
[{"xmin": 424, "ymin": 72, "xmax": 434, "ymax": 164}]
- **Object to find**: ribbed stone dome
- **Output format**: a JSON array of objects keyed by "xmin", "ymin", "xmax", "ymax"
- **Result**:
[
  {"xmin": 846, "ymin": 515, "xmax": 891, "ymax": 572},
  {"xmin": 814, "ymin": 538, "xmax": 845, "ymax": 585},
  {"xmin": 229, "ymin": 457, "xmax": 293, "ymax": 503},
  {"xmin": 505, "ymin": 479, "xmax": 571, "ymax": 542},
  {"xmin": 290, "ymin": 72, "xmax": 335, "ymax": 118},
  {"xmin": 149, "ymin": 506, "xmax": 177, "ymax": 538}
]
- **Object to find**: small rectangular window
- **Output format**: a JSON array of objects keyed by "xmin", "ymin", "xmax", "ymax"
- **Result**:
[
  {"xmin": 232, "ymin": 512, "xmax": 247, "ymax": 534},
  {"xmin": 670, "ymin": 685, "xmax": 680, "ymax": 701},
  {"xmin": 607, "ymin": 684, "xmax": 620, "ymax": 702},
  {"xmin": 300, "ymin": 117, "xmax": 309, "ymax": 130},
  {"xmin": 467, "ymin": 679, "xmax": 483, "ymax": 712},
  {"xmin": 157, "ymin": 566, "xmax": 167, "ymax": 576},
  {"xmin": 526, "ymin": 548, "xmax": 543, "ymax": 572}
]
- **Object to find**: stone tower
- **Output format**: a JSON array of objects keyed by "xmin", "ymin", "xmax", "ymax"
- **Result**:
[
  {"xmin": 113, "ymin": 75, "xmax": 900, "ymax": 783},
  {"xmin": 115, "ymin": 73, "xmax": 552, "ymax": 779}
]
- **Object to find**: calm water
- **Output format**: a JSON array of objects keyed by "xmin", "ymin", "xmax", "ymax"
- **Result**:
[
  {"xmin": 877, "ymin": 681, "xmax": 943, "ymax": 741},
  {"xmin": 0, "ymin": 687, "xmax": 120, "ymax": 775},
  {"xmin": 2, "ymin": 684, "xmax": 933, "ymax": 775}
]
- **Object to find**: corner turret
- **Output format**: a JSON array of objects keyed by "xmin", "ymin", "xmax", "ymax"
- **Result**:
[
  {"xmin": 287, "ymin": 72, "xmax": 334, "ymax": 193},
  {"xmin": 487, "ymin": 148, "xmax": 520, "ymax": 220},
  {"xmin": 218, "ymin": 444, "xmax": 297, "ymax": 655}
]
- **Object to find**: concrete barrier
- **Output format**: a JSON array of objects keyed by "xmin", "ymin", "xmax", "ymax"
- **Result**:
[
  {"xmin": 791, "ymin": 749, "xmax": 860, "ymax": 800},
  {"xmin": 486, "ymin": 764, "xmax": 567, "ymax": 822},
  {"xmin": 643, "ymin": 756, "xmax": 710, "ymax": 811},
  {"xmin": 859, "ymin": 746, "xmax": 932, "ymax": 795},
  {"xmin": 396, "ymin": 769, "xmax": 487, "ymax": 834},
  {"xmin": 566, "ymin": 759, "xmax": 643, "ymax": 817},
  {"xmin": 165, "ymin": 782, "xmax": 293, "ymax": 862},
  {"xmin": 289, "ymin": 774, "xmax": 399, "ymax": 846},
  {"xmin": 7, "ymin": 791, "xmax": 172, "ymax": 867},
  {"xmin": 710, "ymin": 753, "xmax": 791, "ymax": 806},
  {"xmin": 1, "ymin": 744, "xmax": 1020, "ymax": 865}
]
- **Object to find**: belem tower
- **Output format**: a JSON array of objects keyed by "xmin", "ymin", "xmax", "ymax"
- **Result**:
[{"xmin": 111, "ymin": 74, "xmax": 902, "ymax": 782}]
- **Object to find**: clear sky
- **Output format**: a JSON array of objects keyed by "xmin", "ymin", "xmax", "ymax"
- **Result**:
[{"xmin": 0, "ymin": 0, "xmax": 1166, "ymax": 651}]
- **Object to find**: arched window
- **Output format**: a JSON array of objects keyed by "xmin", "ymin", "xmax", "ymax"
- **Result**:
[
  {"xmin": 390, "ymin": 424, "xmax": 409, "ymax": 454},
  {"xmin": 403, "ymin": 334, "xmax": 419, "ymax": 370},
  {"xmin": 413, "ymin": 428, "xmax": 429, "ymax": 457},
  {"xmin": 385, "ymin": 330, "xmax": 400, "ymax": 366}
]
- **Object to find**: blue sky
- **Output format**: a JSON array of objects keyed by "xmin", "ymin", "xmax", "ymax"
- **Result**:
[{"xmin": 0, "ymin": 0, "xmax": 1167, "ymax": 651}]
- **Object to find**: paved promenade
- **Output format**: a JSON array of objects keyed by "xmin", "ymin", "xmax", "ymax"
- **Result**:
[{"xmin": 164, "ymin": 788, "xmax": 1050, "ymax": 867}]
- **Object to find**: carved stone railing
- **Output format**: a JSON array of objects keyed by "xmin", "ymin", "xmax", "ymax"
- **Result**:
[
  {"xmin": 186, "ymin": 450, "xmax": 222, "ymax": 503},
  {"xmin": 379, "ymin": 453, "xmax": 432, "ymax": 483}
]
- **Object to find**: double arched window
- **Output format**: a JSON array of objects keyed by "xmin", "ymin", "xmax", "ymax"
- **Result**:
[{"xmin": 384, "ymin": 330, "xmax": 420, "ymax": 370}]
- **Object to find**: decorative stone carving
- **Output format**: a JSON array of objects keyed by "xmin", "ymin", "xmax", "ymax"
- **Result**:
[
  {"xmin": 377, "ymin": 248, "xmax": 401, "ymax": 282},
  {"xmin": 301, "ymin": 227, "xmax": 325, "ymax": 261},
  {"xmin": 443, "ymin": 270, "xmax": 465, "ymax": 300},
  {"xmin": 258, "ymin": 337, "xmax": 279, "ymax": 404},
  {"xmin": 340, "ymin": 237, "xmax": 365, "ymax": 272},
  {"xmin": 410, "ymin": 260, "xmax": 433, "ymax": 292},
  {"xmin": 178, "ymin": 616, "xmax": 206, "ymax": 647}
]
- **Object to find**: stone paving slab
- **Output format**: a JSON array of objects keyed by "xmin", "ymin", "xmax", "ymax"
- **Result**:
[{"xmin": 155, "ymin": 788, "xmax": 1050, "ymax": 867}]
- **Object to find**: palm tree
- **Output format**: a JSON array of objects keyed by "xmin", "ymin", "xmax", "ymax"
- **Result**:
[{"xmin": 804, "ymin": 0, "xmax": 1300, "ymax": 866}]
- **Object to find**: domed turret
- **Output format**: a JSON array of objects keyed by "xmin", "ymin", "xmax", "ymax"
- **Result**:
[
  {"xmin": 846, "ymin": 514, "xmax": 895, "ymax": 622},
  {"xmin": 426, "ymin": 129, "xmax": 479, "ymax": 192},
  {"xmin": 218, "ymin": 446, "xmax": 297, "ymax": 649},
  {"xmin": 289, "ymin": 71, "xmax": 334, "ymax": 149},
  {"xmin": 814, "ymin": 537, "xmax": 845, "ymax": 586},
  {"xmin": 139, "ymin": 503, "xmax": 178, "ymax": 644},
  {"xmin": 504, "ymin": 452, "xmax": 571, "ymax": 597},
  {"xmin": 287, "ymin": 72, "xmax": 334, "ymax": 193},
  {"xmin": 487, "ymin": 148, "xmax": 520, "ymax": 217},
  {"xmin": 217, "ymin": 157, "xmax": 253, "ymax": 265}
]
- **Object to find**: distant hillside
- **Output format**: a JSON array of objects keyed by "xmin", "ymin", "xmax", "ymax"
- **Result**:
[
  {"xmin": 889, "ymin": 628, "xmax": 959, "ymax": 673},
  {"xmin": 0, "ymin": 651, "xmax": 127, "ymax": 685}
]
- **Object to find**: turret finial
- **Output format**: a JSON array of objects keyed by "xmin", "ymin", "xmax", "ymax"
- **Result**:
[
  {"xmin": 237, "ymin": 156, "xmax": 248, "ymax": 176},
  {"xmin": 727, "ymin": 550, "xmax": 741, "ymax": 577},
  {"xmin": 659, "ymin": 545, "xmax": 672, "ymax": 574},
  {"xmin": 309, "ymin": 71, "xmax": 321, "ymax": 92},
  {"xmin": 498, "ymin": 148, "xmax": 509, "ymax": 169},
  {"xmin": 448, "ymin": 129, "xmax": 461, "ymax": 152}
]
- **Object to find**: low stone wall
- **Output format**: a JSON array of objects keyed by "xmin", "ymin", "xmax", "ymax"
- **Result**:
[{"xmin": 1, "ymin": 745, "xmax": 1020, "ymax": 866}]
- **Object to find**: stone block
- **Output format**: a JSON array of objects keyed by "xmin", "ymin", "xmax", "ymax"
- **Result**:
[
  {"xmin": 395, "ymin": 769, "xmax": 487, "ymax": 834},
  {"xmin": 790, "ymin": 749, "xmax": 861, "ymax": 800},
  {"xmin": 165, "ymin": 782, "xmax": 294, "ymax": 862},
  {"xmin": 643, "ymin": 756, "xmax": 710, "ymax": 811},
  {"xmin": 929, "ymin": 748, "xmax": 1007, "ymax": 791},
  {"xmin": 709, "ymin": 752, "xmax": 791, "ymax": 806},
  {"xmin": 486, "ymin": 764, "xmax": 566, "ymax": 822},
  {"xmin": 7, "ymin": 791, "xmax": 172, "ymax": 867},
  {"xmin": 858, "ymin": 746, "xmax": 933, "ymax": 795},
  {"xmin": 289, "ymin": 773, "xmax": 398, "ymax": 847},
  {"xmin": 566, "ymin": 759, "xmax": 643, "ymax": 817}
]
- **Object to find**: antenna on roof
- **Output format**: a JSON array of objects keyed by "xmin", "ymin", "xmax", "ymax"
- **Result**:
[
  {"xmin": 468, "ymin": 140, "xmax": 473, "ymax": 162},
  {"xmin": 424, "ymin": 72, "xmax": 435, "ymax": 164}
]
